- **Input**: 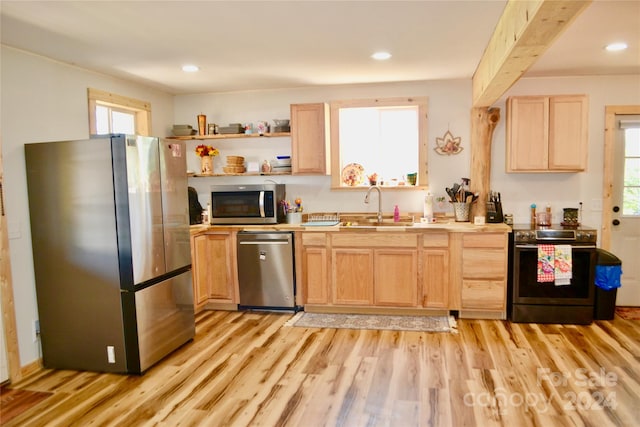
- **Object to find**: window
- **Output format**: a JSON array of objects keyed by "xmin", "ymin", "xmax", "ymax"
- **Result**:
[
  {"xmin": 620, "ymin": 119, "xmax": 640, "ymax": 215},
  {"xmin": 330, "ymin": 97, "xmax": 428, "ymax": 189},
  {"xmin": 88, "ymin": 88, "xmax": 151, "ymax": 136}
]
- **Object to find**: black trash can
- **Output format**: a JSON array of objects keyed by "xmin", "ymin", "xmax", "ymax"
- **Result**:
[{"xmin": 594, "ymin": 249, "xmax": 622, "ymax": 320}]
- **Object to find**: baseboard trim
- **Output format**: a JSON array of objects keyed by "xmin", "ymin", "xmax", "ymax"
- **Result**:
[
  {"xmin": 19, "ymin": 359, "xmax": 42, "ymax": 379},
  {"xmin": 458, "ymin": 310, "xmax": 506, "ymax": 320}
]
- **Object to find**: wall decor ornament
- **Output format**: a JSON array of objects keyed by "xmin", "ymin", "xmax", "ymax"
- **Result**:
[{"xmin": 434, "ymin": 130, "xmax": 463, "ymax": 155}]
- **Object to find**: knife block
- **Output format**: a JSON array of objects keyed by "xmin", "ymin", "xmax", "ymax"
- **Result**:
[{"xmin": 486, "ymin": 201, "xmax": 503, "ymax": 223}]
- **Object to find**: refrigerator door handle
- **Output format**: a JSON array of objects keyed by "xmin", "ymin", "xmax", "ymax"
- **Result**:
[{"xmin": 259, "ymin": 191, "xmax": 265, "ymax": 218}]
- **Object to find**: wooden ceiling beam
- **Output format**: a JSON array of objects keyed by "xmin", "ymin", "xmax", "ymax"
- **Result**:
[{"xmin": 472, "ymin": 0, "xmax": 592, "ymax": 107}]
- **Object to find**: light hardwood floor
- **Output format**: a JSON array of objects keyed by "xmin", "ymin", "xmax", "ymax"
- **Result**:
[{"xmin": 3, "ymin": 310, "xmax": 639, "ymax": 427}]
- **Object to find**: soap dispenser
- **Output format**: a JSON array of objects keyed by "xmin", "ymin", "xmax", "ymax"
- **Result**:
[{"xmin": 394, "ymin": 205, "xmax": 400, "ymax": 222}]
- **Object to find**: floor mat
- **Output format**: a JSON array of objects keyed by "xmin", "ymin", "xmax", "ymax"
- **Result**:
[
  {"xmin": 285, "ymin": 312, "xmax": 455, "ymax": 332},
  {"xmin": 615, "ymin": 306, "xmax": 640, "ymax": 320}
]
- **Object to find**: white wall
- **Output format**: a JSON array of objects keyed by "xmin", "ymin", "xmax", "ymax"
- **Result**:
[
  {"xmin": 177, "ymin": 75, "xmax": 640, "ymax": 232},
  {"xmin": 0, "ymin": 46, "xmax": 174, "ymax": 367},
  {"xmin": 176, "ymin": 80, "xmax": 474, "ymax": 218}
]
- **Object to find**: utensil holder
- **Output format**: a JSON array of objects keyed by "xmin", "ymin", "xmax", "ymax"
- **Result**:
[{"xmin": 452, "ymin": 202, "xmax": 471, "ymax": 222}]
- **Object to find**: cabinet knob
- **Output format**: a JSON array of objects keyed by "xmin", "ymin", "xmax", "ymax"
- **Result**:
[{"xmin": 612, "ymin": 219, "xmax": 620, "ymax": 226}]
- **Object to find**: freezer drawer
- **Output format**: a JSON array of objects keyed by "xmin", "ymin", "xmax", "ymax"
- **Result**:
[
  {"xmin": 122, "ymin": 269, "xmax": 195, "ymax": 373},
  {"xmin": 237, "ymin": 232, "xmax": 295, "ymax": 309}
]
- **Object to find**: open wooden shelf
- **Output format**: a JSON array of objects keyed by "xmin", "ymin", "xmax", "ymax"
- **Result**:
[
  {"xmin": 188, "ymin": 171, "xmax": 291, "ymax": 178},
  {"xmin": 169, "ymin": 132, "xmax": 290, "ymax": 140}
]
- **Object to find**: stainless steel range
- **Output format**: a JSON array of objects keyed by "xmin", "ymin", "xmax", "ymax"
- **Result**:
[{"xmin": 509, "ymin": 224, "xmax": 598, "ymax": 324}]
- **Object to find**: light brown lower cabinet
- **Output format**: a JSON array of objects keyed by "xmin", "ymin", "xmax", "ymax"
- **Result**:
[
  {"xmin": 460, "ymin": 233, "xmax": 507, "ymax": 311},
  {"xmin": 303, "ymin": 232, "xmax": 428, "ymax": 309},
  {"xmin": 374, "ymin": 249, "xmax": 418, "ymax": 306},
  {"xmin": 421, "ymin": 232, "xmax": 449, "ymax": 308},
  {"xmin": 301, "ymin": 232, "xmax": 329, "ymax": 304},
  {"xmin": 298, "ymin": 229, "xmax": 508, "ymax": 316},
  {"xmin": 190, "ymin": 231, "xmax": 238, "ymax": 311},
  {"xmin": 422, "ymin": 249, "xmax": 449, "ymax": 308},
  {"xmin": 332, "ymin": 248, "xmax": 374, "ymax": 305}
]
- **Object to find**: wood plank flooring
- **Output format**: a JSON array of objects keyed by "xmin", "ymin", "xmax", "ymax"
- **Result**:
[{"xmin": 2, "ymin": 311, "xmax": 639, "ymax": 427}]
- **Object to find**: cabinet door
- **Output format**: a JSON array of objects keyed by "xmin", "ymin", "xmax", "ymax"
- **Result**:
[
  {"xmin": 291, "ymin": 103, "xmax": 330, "ymax": 175},
  {"xmin": 461, "ymin": 280, "xmax": 505, "ymax": 310},
  {"xmin": 422, "ymin": 249, "xmax": 449, "ymax": 308},
  {"xmin": 506, "ymin": 96, "xmax": 549, "ymax": 171},
  {"xmin": 303, "ymin": 247, "xmax": 328, "ymax": 304},
  {"xmin": 331, "ymin": 248, "xmax": 373, "ymax": 305},
  {"xmin": 191, "ymin": 234, "xmax": 212, "ymax": 307},
  {"xmin": 549, "ymin": 95, "xmax": 588, "ymax": 171},
  {"xmin": 191, "ymin": 233, "xmax": 236, "ymax": 306},
  {"xmin": 374, "ymin": 249, "xmax": 418, "ymax": 306},
  {"xmin": 462, "ymin": 248, "xmax": 506, "ymax": 279}
]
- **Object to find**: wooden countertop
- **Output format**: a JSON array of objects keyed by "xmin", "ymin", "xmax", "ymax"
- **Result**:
[{"xmin": 190, "ymin": 222, "xmax": 511, "ymax": 234}]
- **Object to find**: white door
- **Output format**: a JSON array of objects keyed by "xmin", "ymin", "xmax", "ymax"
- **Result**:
[{"xmin": 611, "ymin": 115, "xmax": 640, "ymax": 306}]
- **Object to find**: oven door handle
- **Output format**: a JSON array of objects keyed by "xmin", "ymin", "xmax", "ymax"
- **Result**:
[
  {"xmin": 259, "ymin": 191, "xmax": 265, "ymax": 218},
  {"xmin": 515, "ymin": 244, "xmax": 597, "ymax": 249}
]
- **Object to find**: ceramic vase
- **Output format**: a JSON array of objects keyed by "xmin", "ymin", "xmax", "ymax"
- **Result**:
[{"xmin": 200, "ymin": 156, "xmax": 213, "ymax": 175}]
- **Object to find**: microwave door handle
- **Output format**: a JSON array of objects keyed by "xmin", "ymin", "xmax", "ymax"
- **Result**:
[{"xmin": 259, "ymin": 191, "xmax": 265, "ymax": 217}]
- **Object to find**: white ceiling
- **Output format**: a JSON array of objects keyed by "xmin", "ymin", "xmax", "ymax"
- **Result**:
[{"xmin": 1, "ymin": 1, "xmax": 638, "ymax": 96}]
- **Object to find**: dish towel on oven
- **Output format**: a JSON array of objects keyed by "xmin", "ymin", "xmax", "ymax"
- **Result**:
[
  {"xmin": 537, "ymin": 244, "xmax": 555, "ymax": 282},
  {"xmin": 554, "ymin": 245, "xmax": 573, "ymax": 286}
]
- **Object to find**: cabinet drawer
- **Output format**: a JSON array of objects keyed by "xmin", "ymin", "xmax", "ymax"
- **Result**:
[
  {"xmin": 332, "ymin": 233, "xmax": 417, "ymax": 248},
  {"xmin": 463, "ymin": 248, "xmax": 506, "ymax": 279},
  {"xmin": 463, "ymin": 233, "xmax": 505, "ymax": 248},
  {"xmin": 302, "ymin": 232, "xmax": 327, "ymax": 246},
  {"xmin": 461, "ymin": 280, "xmax": 505, "ymax": 310},
  {"xmin": 423, "ymin": 232, "xmax": 448, "ymax": 248}
]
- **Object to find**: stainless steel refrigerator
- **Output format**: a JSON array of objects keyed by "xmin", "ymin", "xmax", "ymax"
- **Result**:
[{"xmin": 25, "ymin": 134, "xmax": 195, "ymax": 374}]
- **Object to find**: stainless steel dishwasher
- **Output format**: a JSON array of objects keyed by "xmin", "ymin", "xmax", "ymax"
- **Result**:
[{"xmin": 237, "ymin": 231, "xmax": 296, "ymax": 310}]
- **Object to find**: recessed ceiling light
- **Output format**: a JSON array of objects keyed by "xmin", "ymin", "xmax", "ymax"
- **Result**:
[
  {"xmin": 371, "ymin": 52, "xmax": 392, "ymax": 60},
  {"xmin": 182, "ymin": 64, "xmax": 199, "ymax": 72},
  {"xmin": 605, "ymin": 42, "xmax": 628, "ymax": 52}
]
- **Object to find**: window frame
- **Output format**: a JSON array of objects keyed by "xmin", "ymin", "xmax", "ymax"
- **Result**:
[
  {"xmin": 87, "ymin": 88, "xmax": 151, "ymax": 136},
  {"xmin": 329, "ymin": 97, "xmax": 428, "ymax": 190}
]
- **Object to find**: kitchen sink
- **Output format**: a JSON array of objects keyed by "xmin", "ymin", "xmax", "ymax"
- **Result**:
[{"xmin": 340, "ymin": 220, "xmax": 415, "ymax": 228}]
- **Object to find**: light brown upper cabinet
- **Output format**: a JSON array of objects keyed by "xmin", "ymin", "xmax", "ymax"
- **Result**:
[
  {"xmin": 506, "ymin": 95, "xmax": 588, "ymax": 172},
  {"xmin": 290, "ymin": 103, "xmax": 330, "ymax": 175}
]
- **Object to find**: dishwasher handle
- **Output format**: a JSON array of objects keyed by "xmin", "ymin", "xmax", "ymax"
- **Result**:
[{"xmin": 239, "ymin": 240, "xmax": 290, "ymax": 245}]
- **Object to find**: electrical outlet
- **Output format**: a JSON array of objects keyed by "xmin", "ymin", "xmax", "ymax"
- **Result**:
[
  {"xmin": 591, "ymin": 198, "xmax": 603, "ymax": 211},
  {"xmin": 107, "ymin": 346, "xmax": 116, "ymax": 364},
  {"xmin": 32, "ymin": 319, "xmax": 40, "ymax": 342}
]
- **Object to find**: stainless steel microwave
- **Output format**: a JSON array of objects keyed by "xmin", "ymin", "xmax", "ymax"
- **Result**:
[{"xmin": 209, "ymin": 184, "xmax": 286, "ymax": 224}]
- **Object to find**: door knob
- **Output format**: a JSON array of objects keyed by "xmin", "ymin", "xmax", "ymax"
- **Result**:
[
  {"xmin": 613, "ymin": 206, "xmax": 620, "ymax": 212},
  {"xmin": 612, "ymin": 219, "xmax": 620, "ymax": 226}
]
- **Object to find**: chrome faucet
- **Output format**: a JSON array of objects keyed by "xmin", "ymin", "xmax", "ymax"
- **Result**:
[{"xmin": 364, "ymin": 186, "xmax": 383, "ymax": 223}]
